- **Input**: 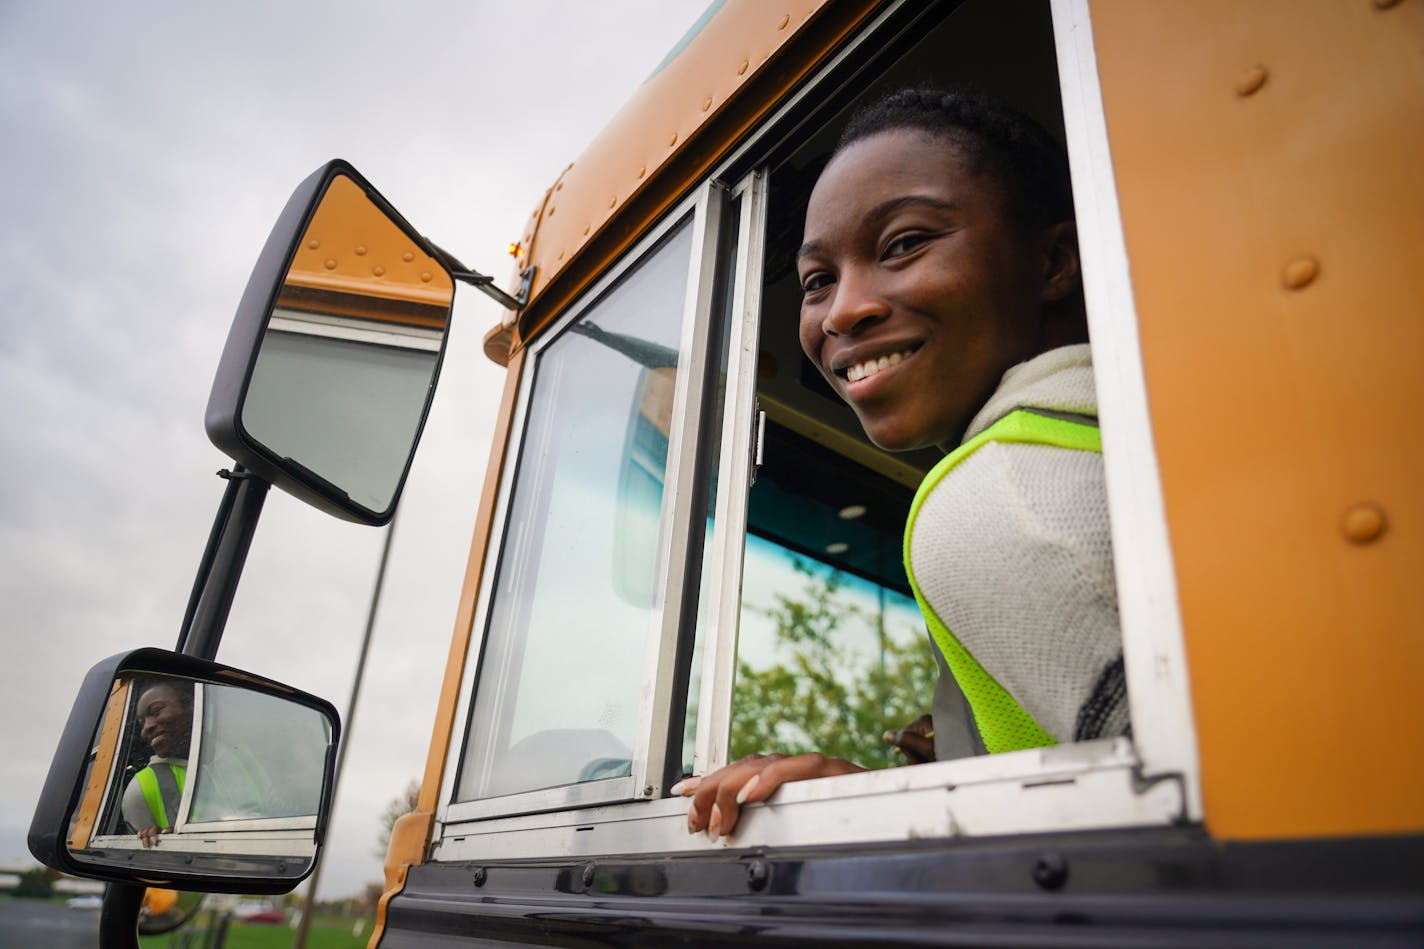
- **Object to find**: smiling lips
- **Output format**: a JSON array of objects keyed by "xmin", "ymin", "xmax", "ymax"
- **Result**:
[{"xmin": 839, "ymin": 346, "xmax": 919, "ymax": 384}]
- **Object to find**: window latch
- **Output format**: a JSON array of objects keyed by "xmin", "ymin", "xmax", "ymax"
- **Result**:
[{"xmin": 750, "ymin": 404, "xmax": 766, "ymax": 486}]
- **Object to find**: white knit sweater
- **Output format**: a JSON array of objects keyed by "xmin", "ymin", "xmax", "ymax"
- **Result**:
[{"xmin": 914, "ymin": 344, "xmax": 1127, "ymax": 751}]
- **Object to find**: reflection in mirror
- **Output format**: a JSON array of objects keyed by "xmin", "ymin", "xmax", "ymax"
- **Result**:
[
  {"xmin": 67, "ymin": 672, "xmax": 332, "ymax": 879},
  {"xmin": 241, "ymin": 173, "xmax": 454, "ymax": 514}
]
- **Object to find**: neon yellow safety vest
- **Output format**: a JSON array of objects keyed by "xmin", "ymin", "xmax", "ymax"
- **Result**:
[
  {"xmin": 135, "ymin": 762, "xmax": 187, "ymax": 830},
  {"xmin": 903, "ymin": 408, "xmax": 1102, "ymax": 754}
]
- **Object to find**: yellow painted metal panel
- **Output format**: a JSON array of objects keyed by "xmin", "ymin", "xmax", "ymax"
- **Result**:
[{"xmin": 1092, "ymin": 0, "xmax": 1424, "ymax": 838}]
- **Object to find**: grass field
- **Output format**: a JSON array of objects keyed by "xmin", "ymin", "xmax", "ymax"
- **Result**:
[{"xmin": 139, "ymin": 912, "xmax": 368, "ymax": 948}]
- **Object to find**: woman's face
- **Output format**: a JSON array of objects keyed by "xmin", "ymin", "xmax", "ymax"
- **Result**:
[
  {"xmin": 797, "ymin": 128, "xmax": 1065, "ymax": 451},
  {"xmin": 138, "ymin": 685, "xmax": 193, "ymax": 759}
]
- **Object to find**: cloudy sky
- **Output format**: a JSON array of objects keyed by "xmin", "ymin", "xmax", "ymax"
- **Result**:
[{"xmin": 0, "ymin": 0, "xmax": 707, "ymax": 899}]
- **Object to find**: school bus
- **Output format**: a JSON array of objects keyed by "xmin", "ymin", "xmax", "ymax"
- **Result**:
[{"xmin": 28, "ymin": 0, "xmax": 1423, "ymax": 945}]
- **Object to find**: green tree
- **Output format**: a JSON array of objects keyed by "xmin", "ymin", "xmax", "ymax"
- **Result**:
[
  {"xmin": 729, "ymin": 560, "xmax": 936, "ymax": 769},
  {"xmin": 374, "ymin": 779, "xmax": 421, "ymax": 859}
]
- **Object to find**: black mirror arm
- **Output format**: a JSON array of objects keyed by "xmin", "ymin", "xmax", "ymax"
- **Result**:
[
  {"xmin": 452, "ymin": 268, "xmax": 529, "ymax": 312},
  {"xmin": 175, "ymin": 465, "xmax": 270, "ymax": 662},
  {"xmin": 100, "ymin": 882, "xmax": 144, "ymax": 949},
  {"xmin": 425, "ymin": 239, "xmax": 532, "ymax": 312}
]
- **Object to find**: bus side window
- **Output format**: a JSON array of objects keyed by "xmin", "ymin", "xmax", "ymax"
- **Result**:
[{"xmin": 454, "ymin": 219, "xmax": 696, "ymax": 805}]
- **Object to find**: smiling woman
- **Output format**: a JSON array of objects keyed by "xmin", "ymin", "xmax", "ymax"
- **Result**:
[
  {"xmin": 678, "ymin": 86, "xmax": 1119, "ymax": 836},
  {"xmin": 798, "ymin": 93, "xmax": 1085, "ymax": 453}
]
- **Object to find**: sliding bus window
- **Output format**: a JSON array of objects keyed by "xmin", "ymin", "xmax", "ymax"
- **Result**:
[{"xmin": 455, "ymin": 218, "xmax": 696, "ymax": 806}]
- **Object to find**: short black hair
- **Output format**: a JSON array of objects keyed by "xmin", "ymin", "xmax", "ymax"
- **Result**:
[
  {"xmin": 136, "ymin": 678, "xmax": 194, "ymax": 708},
  {"xmin": 836, "ymin": 86, "xmax": 1074, "ymax": 231}
]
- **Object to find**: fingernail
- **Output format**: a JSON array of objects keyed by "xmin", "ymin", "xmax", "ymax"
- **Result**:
[
  {"xmin": 669, "ymin": 780, "xmax": 686, "ymax": 796},
  {"xmin": 707, "ymin": 804, "xmax": 722, "ymax": 839},
  {"xmin": 687, "ymin": 804, "xmax": 700, "ymax": 834},
  {"xmin": 735, "ymin": 773, "xmax": 760, "ymax": 805},
  {"xmin": 669, "ymin": 777, "xmax": 700, "ymax": 796}
]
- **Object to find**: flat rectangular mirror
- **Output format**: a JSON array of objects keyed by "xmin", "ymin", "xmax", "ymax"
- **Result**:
[
  {"xmin": 207, "ymin": 160, "xmax": 454, "ymax": 524},
  {"xmin": 30, "ymin": 649, "xmax": 339, "ymax": 892}
]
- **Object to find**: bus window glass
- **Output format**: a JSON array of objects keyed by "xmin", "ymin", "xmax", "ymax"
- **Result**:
[
  {"xmin": 456, "ymin": 219, "xmax": 695, "ymax": 803},
  {"xmin": 731, "ymin": 533, "xmax": 933, "ymax": 767},
  {"xmin": 188, "ymin": 683, "xmax": 328, "ymax": 823}
]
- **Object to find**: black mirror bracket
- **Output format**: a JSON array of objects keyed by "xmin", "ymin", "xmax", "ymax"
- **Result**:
[
  {"xmin": 426, "ymin": 238, "xmax": 534, "ymax": 312},
  {"xmin": 450, "ymin": 265, "xmax": 534, "ymax": 313}
]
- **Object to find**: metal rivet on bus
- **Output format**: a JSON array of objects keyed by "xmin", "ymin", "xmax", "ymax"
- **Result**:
[
  {"xmin": 1235, "ymin": 66, "xmax": 1268, "ymax": 97},
  {"xmin": 403, "ymin": 251, "xmax": 415, "ymax": 262},
  {"xmin": 702, "ymin": 96, "xmax": 712, "ymax": 112},
  {"xmin": 324, "ymin": 258, "xmax": 337, "ymax": 270},
  {"xmin": 581, "ymin": 863, "xmax": 596, "ymax": 888},
  {"xmin": 373, "ymin": 265, "xmax": 385, "ymax": 276},
  {"xmin": 1032, "ymin": 852, "xmax": 1069, "ymax": 890},
  {"xmin": 777, "ymin": 14, "xmax": 790, "ymax": 29},
  {"xmin": 638, "ymin": 166, "xmax": 647, "ymax": 179},
  {"xmin": 1282, "ymin": 255, "xmax": 1319, "ymax": 290},
  {"xmin": 1341, "ymin": 503, "xmax": 1386, "ymax": 544},
  {"xmin": 420, "ymin": 272, "xmax": 432, "ymax": 283},
  {"xmin": 548, "ymin": 205, "xmax": 556, "ymax": 217},
  {"xmin": 472, "ymin": 867, "xmax": 487, "ymax": 887},
  {"xmin": 307, "ymin": 239, "xmax": 320, "ymax": 250},
  {"xmin": 738, "ymin": 59, "xmax": 749, "ymax": 76},
  {"xmin": 583, "ymin": 225, "xmax": 590, "ymax": 235},
  {"xmin": 354, "ymin": 244, "xmax": 368, "ymax": 256},
  {"xmin": 746, "ymin": 859, "xmax": 769, "ymax": 891},
  {"xmin": 669, "ymin": 132, "xmax": 679, "ymax": 147},
  {"xmin": 609, "ymin": 195, "xmax": 617, "ymax": 209}
]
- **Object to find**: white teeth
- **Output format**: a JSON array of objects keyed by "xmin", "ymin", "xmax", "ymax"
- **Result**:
[{"xmin": 846, "ymin": 349, "xmax": 913, "ymax": 383}]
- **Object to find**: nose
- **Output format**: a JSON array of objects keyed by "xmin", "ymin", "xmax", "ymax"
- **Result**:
[{"xmin": 821, "ymin": 266, "xmax": 888, "ymax": 337}]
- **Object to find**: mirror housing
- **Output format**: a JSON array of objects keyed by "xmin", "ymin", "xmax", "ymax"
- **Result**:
[
  {"xmin": 29, "ymin": 648, "xmax": 339, "ymax": 894},
  {"xmin": 206, "ymin": 159, "xmax": 454, "ymax": 525}
]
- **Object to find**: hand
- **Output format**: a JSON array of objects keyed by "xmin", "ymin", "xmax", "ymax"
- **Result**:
[
  {"xmin": 136, "ymin": 826, "xmax": 169, "ymax": 848},
  {"xmin": 671, "ymin": 752, "xmax": 865, "ymax": 840},
  {"xmin": 883, "ymin": 713, "xmax": 935, "ymax": 765}
]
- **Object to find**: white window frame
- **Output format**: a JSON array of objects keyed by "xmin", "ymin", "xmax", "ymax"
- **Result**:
[
  {"xmin": 86, "ymin": 682, "xmax": 321, "ymax": 857},
  {"xmin": 439, "ymin": 182, "xmax": 733, "ymax": 824},
  {"xmin": 434, "ymin": 0, "xmax": 1200, "ymax": 860}
]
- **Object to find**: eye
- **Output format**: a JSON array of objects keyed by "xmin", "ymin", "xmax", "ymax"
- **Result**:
[
  {"xmin": 800, "ymin": 270, "xmax": 834, "ymax": 294},
  {"xmin": 883, "ymin": 231, "xmax": 930, "ymax": 259}
]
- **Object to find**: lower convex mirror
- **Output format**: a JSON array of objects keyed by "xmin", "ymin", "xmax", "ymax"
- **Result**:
[{"xmin": 29, "ymin": 648, "xmax": 339, "ymax": 893}]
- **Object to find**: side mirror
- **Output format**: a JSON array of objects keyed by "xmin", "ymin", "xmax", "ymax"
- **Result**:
[
  {"xmin": 206, "ymin": 160, "xmax": 454, "ymax": 525},
  {"xmin": 29, "ymin": 648, "xmax": 339, "ymax": 894}
]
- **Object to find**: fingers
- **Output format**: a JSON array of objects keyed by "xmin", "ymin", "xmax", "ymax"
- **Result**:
[
  {"xmin": 684, "ymin": 754, "xmax": 779, "ymax": 838},
  {"xmin": 681, "ymin": 753, "xmax": 865, "ymax": 840},
  {"xmin": 884, "ymin": 713, "xmax": 936, "ymax": 765},
  {"xmin": 884, "ymin": 727, "xmax": 935, "ymax": 764}
]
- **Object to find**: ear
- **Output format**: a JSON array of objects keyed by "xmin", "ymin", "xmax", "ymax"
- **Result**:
[{"xmin": 1039, "ymin": 221, "xmax": 1081, "ymax": 303}]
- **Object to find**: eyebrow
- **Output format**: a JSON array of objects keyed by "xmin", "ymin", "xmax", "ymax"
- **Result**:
[{"xmin": 797, "ymin": 194, "xmax": 960, "ymax": 262}]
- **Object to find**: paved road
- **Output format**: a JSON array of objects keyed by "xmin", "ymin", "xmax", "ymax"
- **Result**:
[{"xmin": 0, "ymin": 898, "xmax": 101, "ymax": 949}]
